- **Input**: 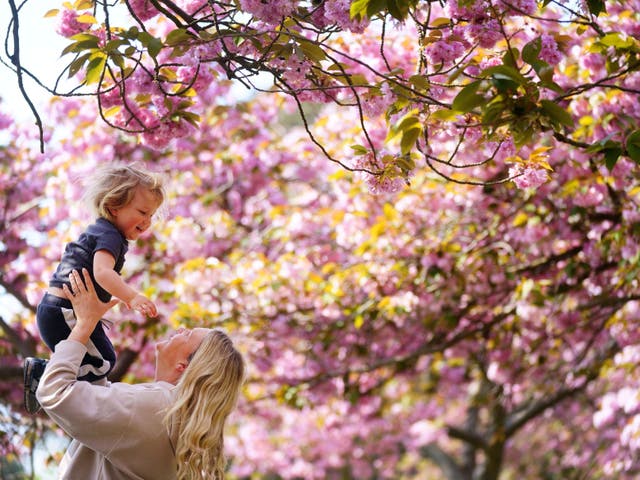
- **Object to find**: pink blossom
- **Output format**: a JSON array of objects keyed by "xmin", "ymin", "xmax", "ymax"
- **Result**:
[
  {"xmin": 445, "ymin": 0, "xmax": 490, "ymax": 21},
  {"xmin": 361, "ymin": 86, "xmax": 394, "ymax": 118},
  {"xmin": 466, "ymin": 19, "xmax": 503, "ymax": 48},
  {"xmin": 353, "ymin": 150, "xmax": 411, "ymax": 195},
  {"xmin": 509, "ymin": 164, "xmax": 549, "ymax": 189},
  {"xmin": 425, "ymin": 39, "xmax": 466, "ymax": 66},
  {"xmin": 539, "ymin": 34, "xmax": 563, "ymax": 65},
  {"xmin": 408, "ymin": 420, "xmax": 442, "ymax": 447},
  {"xmin": 501, "ymin": 0, "xmax": 537, "ymax": 15},
  {"xmin": 128, "ymin": 0, "xmax": 159, "ymax": 21},
  {"xmin": 573, "ymin": 184, "xmax": 606, "ymax": 207},
  {"xmin": 324, "ymin": 0, "xmax": 370, "ymax": 33},
  {"xmin": 98, "ymin": 86, "xmax": 122, "ymax": 109},
  {"xmin": 239, "ymin": 0, "xmax": 295, "ymax": 25},
  {"xmin": 56, "ymin": 8, "xmax": 90, "ymax": 38},
  {"xmin": 141, "ymin": 118, "xmax": 194, "ymax": 150},
  {"xmin": 0, "ymin": 112, "xmax": 12, "ymax": 129}
]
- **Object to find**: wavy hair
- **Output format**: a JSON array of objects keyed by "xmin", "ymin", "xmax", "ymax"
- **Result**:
[
  {"xmin": 82, "ymin": 162, "xmax": 165, "ymax": 222},
  {"xmin": 164, "ymin": 330, "xmax": 245, "ymax": 480}
]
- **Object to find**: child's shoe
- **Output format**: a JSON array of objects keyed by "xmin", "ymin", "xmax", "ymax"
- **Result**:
[{"xmin": 23, "ymin": 357, "xmax": 47, "ymax": 414}]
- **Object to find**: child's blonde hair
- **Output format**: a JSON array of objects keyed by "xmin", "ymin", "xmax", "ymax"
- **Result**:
[{"xmin": 82, "ymin": 163, "xmax": 165, "ymax": 222}]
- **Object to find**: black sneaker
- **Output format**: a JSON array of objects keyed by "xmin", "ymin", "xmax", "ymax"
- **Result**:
[{"xmin": 23, "ymin": 357, "xmax": 47, "ymax": 414}]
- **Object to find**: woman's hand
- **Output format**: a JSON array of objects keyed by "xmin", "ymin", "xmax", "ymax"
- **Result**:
[{"xmin": 62, "ymin": 269, "xmax": 119, "ymax": 344}]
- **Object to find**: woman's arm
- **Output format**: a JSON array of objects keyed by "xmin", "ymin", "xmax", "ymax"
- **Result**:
[
  {"xmin": 36, "ymin": 340, "xmax": 137, "ymax": 451},
  {"xmin": 63, "ymin": 268, "xmax": 119, "ymax": 344},
  {"xmin": 37, "ymin": 270, "xmax": 141, "ymax": 452}
]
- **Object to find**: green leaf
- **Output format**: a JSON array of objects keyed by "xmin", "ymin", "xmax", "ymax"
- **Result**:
[
  {"xmin": 585, "ymin": 135, "xmax": 616, "ymax": 153},
  {"xmin": 298, "ymin": 39, "xmax": 326, "ymax": 62},
  {"xmin": 350, "ymin": 0, "xmax": 386, "ymax": 20},
  {"xmin": 502, "ymin": 48, "xmax": 520, "ymax": 69},
  {"xmin": 586, "ymin": 0, "xmax": 606, "ymax": 17},
  {"xmin": 409, "ymin": 74, "xmax": 429, "ymax": 91},
  {"xmin": 481, "ymin": 65, "xmax": 528, "ymax": 85},
  {"xmin": 522, "ymin": 38, "xmax": 541, "ymax": 65},
  {"xmin": 400, "ymin": 125, "xmax": 422, "ymax": 155},
  {"xmin": 395, "ymin": 114, "xmax": 420, "ymax": 132},
  {"xmin": 350, "ymin": 0, "xmax": 367, "ymax": 18},
  {"xmin": 85, "ymin": 55, "xmax": 106, "ymax": 85},
  {"xmin": 387, "ymin": 0, "xmax": 414, "ymax": 21},
  {"xmin": 625, "ymin": 130, "xmax": 640, "ymax": 162},
  {"xmin": 61, "ymin": 39, "xmax": 100, "ymax": 56},
  {"xmin": 395, "ymin": 154, "xmax": 415, "ymax": 172},
  {"xmin": 491, "ymin": 77, "xmax": 520, "ymax": 94},
  {"xmin": 148, "ymin": 37, "xmax": 163, "ymax": 59},
  {"xmin": 599, "ymin": 32, "xmax": 634, "ymax": 49},
  {"xmin": 540, "ymin": 100, "xmax": 573, "ymax": 127},
  {"xmin": 67, "ymin": 53, "xmax": 91, "ymax": 78},
  {"xmin": 603, "ymin": 146, "xmax": 622, "ymax": 171},
  {"xmin": 69, "ymin": 33, "xmax": 101, "ymax": 43},
  {"xmin": 110, "ymin": 52, "xmax": 125, "ymax": 69},
  {"xmin": 103, "ymin": 39, "xmax": 128, "ymax": 53},
  {"xmin": 482, "ymin": 100, "xmax": 506, "ymax": 126},
  {"xmin": 165, "ymin": 28, "xmax": 193, "ymax": 46},
  {"xmin": 364, "ymin": 0, "xmax": 386, "ymax": 18},
  {"xmin": 179, "ymin": 111, "xmax": 201, "ymax": 127},
  {"xmin": 350, "ymin": 144, "xmax": 369, "ymax": 155},
  {"xmin": 452, "ymin": 81, "xmax": 484, "ymax": 113},
  {"xmin": 137, "ymin": 31, "xmax": 164, "ymax": 58},
  {"xmin": 531, "ymin": 61, "xmax": 554, "ymax": 83}
]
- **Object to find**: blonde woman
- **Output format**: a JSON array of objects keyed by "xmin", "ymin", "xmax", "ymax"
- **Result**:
[{"xmin": 36, "ymin": 268, "xmax": 245, "ymax": 480}]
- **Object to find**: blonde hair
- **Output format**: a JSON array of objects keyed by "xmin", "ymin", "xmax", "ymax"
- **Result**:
[
  {"xmin": 82, "ymin": 163, "xmax": 165, "ymax": 222},
  {"xmin": 165, "ymin": 330, "xmax": 245, "ymax": 480}
]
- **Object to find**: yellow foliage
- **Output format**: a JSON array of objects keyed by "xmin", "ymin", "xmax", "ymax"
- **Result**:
[
  {"xmin": 74, "ymin": 0, "xmax": 94, "ymax": 9},
  {"xmin": 103, "ymin": 105, "xmax": 121, "ymax": 117},
  {"xmin": 321, "ymin": 262, "xmax": 337, "ymax": 275},
  {"xmin": 383, "ymin": 202, "xmax": 398, "ymax": 221},
  {"xmin": 76, "ymin": 14, "xmax": 97, "ymax": 24},
  {"xmin": 181, "ymin": 257, "xmax": 207, "ymax": 271},
  {"xmin": 377, "ymin": 296, "xmax": 391, "ymax": 310},
  {"xmin": 327, "ymin": 170, "xmax": 349, "ymax": 181},
  {"xmin": 512, "ymin": 212, "xmax": 528, "ymax": 227}
]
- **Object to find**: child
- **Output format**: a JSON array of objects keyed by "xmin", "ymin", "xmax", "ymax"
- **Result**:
[{"xmin": 24, "ymin": 163, "xmax": 165, "ymax": 414}]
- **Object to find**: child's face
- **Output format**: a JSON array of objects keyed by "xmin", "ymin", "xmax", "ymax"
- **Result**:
[{"xmin": 110, "ymin": 186, "xmax": 161, "ymax": 240}]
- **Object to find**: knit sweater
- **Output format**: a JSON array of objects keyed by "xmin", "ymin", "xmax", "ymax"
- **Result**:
[{"xmin": 37, "ymin": 340, "xmax": 178, "ymax": 479}]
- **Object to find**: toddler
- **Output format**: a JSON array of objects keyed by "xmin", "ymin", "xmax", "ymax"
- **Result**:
[{"xmin": 24, "ymin": 163, "xmax": 165, "ymax": 413}]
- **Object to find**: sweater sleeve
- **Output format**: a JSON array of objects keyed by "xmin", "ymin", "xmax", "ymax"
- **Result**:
[{"xmin": 36, "ymin": 340, "xmax": 135, "ymax": 455}]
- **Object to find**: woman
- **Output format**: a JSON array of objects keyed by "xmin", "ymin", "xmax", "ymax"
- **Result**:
[{"xmin": 36, "ymin": 268, "xmax": 245, "ymax": 480}]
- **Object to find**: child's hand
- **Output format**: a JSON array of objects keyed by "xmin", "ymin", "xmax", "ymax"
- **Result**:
[{"xmin": 128, "ymin": 293, "xmax": 158, "ymax": 318}]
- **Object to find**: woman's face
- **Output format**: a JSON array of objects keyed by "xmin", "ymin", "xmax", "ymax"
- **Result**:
[{"xmin": 155, "ymin": 327, "xmax": 210, "ymax": 373}]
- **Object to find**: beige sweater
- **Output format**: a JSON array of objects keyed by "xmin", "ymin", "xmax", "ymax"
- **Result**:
[{"xmin": 37, "ymin": 340, "xmax": 178, "ymax": 479}]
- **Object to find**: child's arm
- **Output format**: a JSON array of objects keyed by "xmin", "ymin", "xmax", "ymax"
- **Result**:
[{"xmin": 93, "ymin": 250, "xmax": 158, "ymax": 317}]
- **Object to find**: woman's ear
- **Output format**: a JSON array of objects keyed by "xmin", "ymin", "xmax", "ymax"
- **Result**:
[{"xmin": 176, "ymin": 360, "xmax": 189, "ymax": 373}]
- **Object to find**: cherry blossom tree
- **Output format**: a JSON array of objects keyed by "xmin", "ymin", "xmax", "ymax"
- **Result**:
[
  {"xmin": 2, "ymin": 1, "xmax": 640, "ymax": 479},
  {"xmin": 4, "ymin": 0, "xmax": 640, "ymax": 188}
]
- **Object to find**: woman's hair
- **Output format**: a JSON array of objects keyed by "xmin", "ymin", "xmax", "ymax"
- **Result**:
[
  {"xmin": 82, "ymin": 163, "xmax": 165, "ymax": 222},
  {"xmin": 165, "ymin": 330, "xmax": 245, "ymax": 480}
]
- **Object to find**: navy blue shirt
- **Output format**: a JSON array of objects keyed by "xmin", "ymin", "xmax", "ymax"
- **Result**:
[{"xmin": 49, "ymin": 218, "xmax": 128, "ymax": 303}]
